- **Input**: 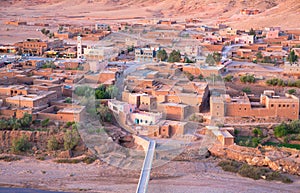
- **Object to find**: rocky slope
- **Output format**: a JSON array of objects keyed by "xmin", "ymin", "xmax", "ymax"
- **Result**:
[
  {"xmin": 209, "ymin": 144, "xmax": 300, "ymax": 176},
  {"xmin": 1, "ymin": 0, "xmax": 299, "ymax": 28}
]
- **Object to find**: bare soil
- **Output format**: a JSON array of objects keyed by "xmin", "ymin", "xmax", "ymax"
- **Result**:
[{"xmin": 0, "ymin": 155, "xmax": 299, "ymax": 193}]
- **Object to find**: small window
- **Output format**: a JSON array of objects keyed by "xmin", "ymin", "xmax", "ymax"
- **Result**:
[
  {"xmin": 278, "ymin": 104, "xmax": 281, "ymax": 107},
  {"xmin": 140, "ymin": 119, "xmax": 143, "ymax": 123},
  {"xmin": 283, "ymin": 104, "xmax": 286, "ymax": 108},
  {"xmin": 244, "ymin": 108, "xmax": 247, "ymax": 111},
  {"xmin": 292, "ymin": 104, "xmax": 296, "ymax": 108},
  {"xmin": 145, "ymin": 120, "xmax": 148, "ymax": 124},
  {"xmin": 271, "ymin": 104, "xmax": 274, "ymax": 107},
  {"xmin": 287, "ymin": 105, "xmax": 290, "ymax": 108},
  {"xmin": 217, "ymin": 106, "xmax": 219, "ymax": 109}
]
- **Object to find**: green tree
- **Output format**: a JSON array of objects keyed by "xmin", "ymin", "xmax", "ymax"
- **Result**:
[
  {"xmin": 106, "ymin": 85, "xmax": 118, "ymax": 99},
  {"xmin": 11, "ymin": 135, "xmax": 31, "ymax": 153},
  {"xmin": 274, "ymin": 123, "xmax": 288, "ymax": 138},
  {"xmin": 0, "ymin": 119, "xmax": 8, "ymax": 130},
  {"xmin": 156, "ymin": 49, "xmax": 168, "ymax": 61},
  {"xmin": 95, "ymin": 90, "xmax": 108, "ymax": 99},
  {"xmin": 8, "ymin": 118, "xmax": 21, "ymax": 130},
  {"xmin": 242, "ymin": 87, "xmax": 251, "ymax": 94},
  {"xmin": 253, "ymin": 128, "xmax": 263, "ymax": 137},
  {"xmin": 63, "ymin": 126, "xmax": 80, "ymax": 150},
  {"xmin": 224, "ymin": 75, "xmax": 233, "ymax": 82},
  {"xmin": 58, "ymin": 26, "xmax": 64, "ymax": 32},
  {"xmin": 65, "ymin": 97, "xmax": 72, "ymax": 103},
  {"xmin": 97, "ymin": 104, "xmax": 112, "ymax": 123},
  {"xmin": 168, "ymin": 50, "xmax": 181, "ymax": 63},
  {"xmin": 184, "ymin": 55, "xmax": 194, "ymax": 63},
  {"xmin": 206, "ymin": 53, "xmax": 216, "ymax": 66},
  {"xmin": 240, "ymin": 75, "xmax": 255, "ymax": 83},
  {"xmin": 288, "ymin": 89, "xmax": 296, "ymax": 95},
  {"xmin": 19, "ymin": 113, "xmax": 32, "ymax": 128},
  {"xmin": 41, "ymin": 118, "xmax": 50, "ymax": 127},
  {"xmin": 288, "ymin": 50, "xmax": 298, "ymax": 64},
  {"xmin": 249, "ymin": 28, "xmax": 256, "ymax": 36},
  {"xmin": 47, "ymin": 136, "xmax": 59, "ymax": 151},
  {"xmin": 256, "ymin": 51, "xmax": 263, "ymax": 59},
  {"xmin": 213, "ymin": 52, "xmax": 221, "ymax": 63}
]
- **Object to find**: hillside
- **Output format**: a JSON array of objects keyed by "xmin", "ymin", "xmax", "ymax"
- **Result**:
[{"xmin": 0, "ymin": 0, "xmax": 299, "ymax": 29}]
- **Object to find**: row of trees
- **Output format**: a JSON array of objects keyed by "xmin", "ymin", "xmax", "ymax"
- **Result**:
[
  {"xmin": 255, "ymin": 50, "xmax": 298, "ymax": 64},
  {"xmin": 274, "ymin": 120, "xmax": 300, "ymax": 138},
  {"xmin": 0, "ymin": 113, "xmax": 32, "ymax": 130},
  {"xmin": 205, "ymin": 52, "xmax": 221, "ymax": 66},
  {"xmin": 266, "ymin": 78, "xmax": 300, "ymax": 88},
  {"xmin": 11, "ymin": 122, "xmax": 80, "ymax": 153},
  {"xmin": 74, "ymin": 85, "xmax": 118, "ymax": 99},
  {"xmin": 41, "ymin": 28, "xmax": 54, "ymax": 38},
  {"xmin": 240, "ymin": 74, "xmax": 255, "ymax": 83},
  {"xmin": 157, "ymin": 49, "xmax": 195, "ymax": 63}
]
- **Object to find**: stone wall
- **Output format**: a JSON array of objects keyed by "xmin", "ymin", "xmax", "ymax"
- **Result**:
[{"xmin": 209, "ymin": 144, "xmax": 300, "ymax": 176}]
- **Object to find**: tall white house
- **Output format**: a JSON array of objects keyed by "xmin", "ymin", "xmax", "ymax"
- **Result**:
[{"xmin": 77, "ymin": 36, "xmax": 82, "ymax": 59}]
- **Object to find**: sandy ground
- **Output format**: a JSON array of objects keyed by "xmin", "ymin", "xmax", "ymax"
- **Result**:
[
  {"xmin": 0, "ymin": 0, "xmax": 300, "ymax": 45},
  {"xmin": 0, "ymin": 155, "xmax": 299, "ymax": 193}
]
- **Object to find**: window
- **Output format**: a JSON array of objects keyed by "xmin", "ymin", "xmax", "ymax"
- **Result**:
[
  {"xmin": 278, "ymin": 104, "xmax": 281, "ymax": 107},
  {"xmin": 271, "ymin": 104, "xmax": 274, "ymax": 107},
  {"xmin": 292, "ymin": 104, "xmax": 296, "ymax": 108},
  {"xmin": 244, "ymin": 108, "xmax": 247, "ymax": 110},
  {"xmin": 140, "ymin": 119, "xmax": 143, "ymax": 123},
  {"xmin": 287, "ymin": 105, "xmax": 290, "ymax": 108},
  {"xmin": 217, "ymin": 106, "xmax": 219, "ymax": 109},
  {"xmin": 283, "ymin": 104, "xmax": 286, "ymax": 108},
  {"xmin": 145, "ymin": 120, "xmax": 148, "ymax": 124}
]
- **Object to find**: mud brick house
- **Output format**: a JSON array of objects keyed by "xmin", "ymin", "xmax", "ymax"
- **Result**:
[
  {"xmin": 4, "ymin": 91, "xmax": 57, "ymax": 108},
  {"xmin": 37, "ymin": 105, "xmax": 85, "ymax": 122},
  {"xmin": 206, "ymin": 126, "xmax": 234, "ymax": 146},
  {"xmin": 14, "ymin": 39, "xmax": 63, "ymax": 56},
  {"xmin": 235, "ymin": 34, "xmax": 255, "ymax": 44},
  {"xmin": 0, "ymin": 85, "xmax": 29, "ymax": 97},
  {"xmin": 211, "ymin": 90, "xmax": 299, "ymax": 120},
  {"xmin": 30, "ymin": 84, "xmax": 63, "ymax": 98}
]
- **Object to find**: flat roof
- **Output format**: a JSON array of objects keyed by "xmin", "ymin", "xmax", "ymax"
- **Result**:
[
  {"xmin": 58, "ymin": 107, "xmax": 84, "ymax": 114},
  {"xmin": 161, "ymin": 102, "xmax": 188, "ymax": 107}
]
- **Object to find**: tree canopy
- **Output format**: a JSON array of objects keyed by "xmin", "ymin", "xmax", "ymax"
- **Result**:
[
  {"xmin": 157, "ymin": 49, "xmax": 168, "ymax": 61},
  {"xmin": 168, "ymin": 50, "xmax": 181, "ymax": 63}
]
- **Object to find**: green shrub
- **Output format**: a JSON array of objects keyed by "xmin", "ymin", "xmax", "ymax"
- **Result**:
[
  {"xmin": 41, "ymin": 118, "xmax": 50, "ymax": 127},
  {"xmin": 0, "ymin": 155, "xmax": 21, "ymax": 162},
  {"xmin": 240, "ymin": 75, "xmax": 255, "ymax": 83},
  {"xmin": 288, "ymin": 89, "xmax": 296, "ymax": 95},
  {"xmin": 253, "ymin": 128, "xmax": 263, "ymax": 137},
  {"xmin": 242, "ymin": 87, "xmax": 251, "ymax": 94},
  {"xmin": 82, "ymin": 156, "xmax": 97, "ymax": 164},
  {"xmin": 11, "ymin": 135, "xmax": 31, "ymax": 153},
  {"xmin": 47, "ymin": 136, "xmax": 59, "ymax": 151},
  {"xmin": 218, "ymin": 160, "xmax": 241, "ymax": 173},
  {"xmin": 63, "ymin": 127, "xmax": 80, "ymax": 150},
  {"xmin": 238, "ymin": 164, "xmax": 261, "ymax": 180},
  {"xmin": 224, "ymin": 75, "xmax": 233, "ymax": 82}
]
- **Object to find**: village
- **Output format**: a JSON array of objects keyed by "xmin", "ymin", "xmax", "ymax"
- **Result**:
[{"xmin": 1, "ymin": 10, "xmax": 300, "ymax": 193}]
